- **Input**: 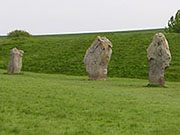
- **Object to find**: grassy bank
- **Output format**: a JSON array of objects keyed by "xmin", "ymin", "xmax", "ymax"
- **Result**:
[{"xmin": 0, "ymin": 29, "xmax": 179, "ymax": 81}]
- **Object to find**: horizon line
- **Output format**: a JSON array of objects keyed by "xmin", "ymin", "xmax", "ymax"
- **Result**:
[{"xmin": 0, "ymin": 27, "xmax": 164, "ymax": 37}]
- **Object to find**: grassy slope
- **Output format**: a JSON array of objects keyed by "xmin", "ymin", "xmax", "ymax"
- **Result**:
[
  {"xmin": 0, "ymin": 29, "xmax": 180, "ymax": 81},
  {"xmin": 0, "ymin": 69, "xmax": 180, "ymax": 135}
]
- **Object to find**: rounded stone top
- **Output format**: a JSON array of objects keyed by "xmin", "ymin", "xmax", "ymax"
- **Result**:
[
  {"xmin": 153, "ymin": 33, "xmax": 166, "ymax": 44},
  {"xmin": 10, "ymin": 48, "xmax": 24, "ymax": 56},
  {"xmin": 97, "ymin": 36, "xmax": 112, "ymax": 48}
]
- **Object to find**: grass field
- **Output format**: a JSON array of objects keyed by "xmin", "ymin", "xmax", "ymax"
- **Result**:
[
  {"xmin": 0, "ymin": 69, "xmax": 180, "ymax": 135},
  {"xmin": 0, "ymin": 29, "xmax": 180, "ymax": 81}
]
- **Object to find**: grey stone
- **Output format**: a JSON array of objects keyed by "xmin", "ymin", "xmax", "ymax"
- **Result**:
[
  {"xmin": 147, "ymin": 33, "xmax": 171, "ymax": 86},
  {"xmin": 84, "ymin": 36, "xmax": 112, "ymax": 80},
  {"xmin": 8, "ymin": 48, "xmax": 24, "ymax": 74}
]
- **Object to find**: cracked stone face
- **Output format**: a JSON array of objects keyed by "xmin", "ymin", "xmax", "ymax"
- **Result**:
[
  {"xmin": 84, "ymin": 36, "xmax": 112, "ymax": 80},
  {"xmin": 8, "ymin": 48, "xmax": 24, "ymax": 74},
  {"xmin": 147, "ymin": 33, "xmax": 171, "ymax": 86}
]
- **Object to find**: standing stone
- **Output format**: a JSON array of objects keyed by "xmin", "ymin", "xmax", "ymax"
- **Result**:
[
  {"xmin": 147, "ymin": 33, "xmax": 171, "ymax": 86},
  {"xmin": 8, "ymin": 48, "xmax": 24, "ymax": 74},
  {"xmin": 84, "ymin": 36, "xmax": 112, "ymax": 80}
]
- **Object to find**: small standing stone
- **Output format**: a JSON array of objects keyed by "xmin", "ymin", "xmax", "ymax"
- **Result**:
[
  {"xmin": 8, "ymin": 48, "xmax": 24, "ymax": 74},
  {"xmin": 84, "ymin": 36, "xmax": 112, "ymax": 80},
  {"xmin": 147, "ymin": 33, "xmax": 171, "ymax": 86}
]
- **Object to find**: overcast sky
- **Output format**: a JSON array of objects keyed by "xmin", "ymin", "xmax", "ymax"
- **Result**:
[{"xmin": 0, "ymin": 0, "xmax": 180, "ymax": 35}]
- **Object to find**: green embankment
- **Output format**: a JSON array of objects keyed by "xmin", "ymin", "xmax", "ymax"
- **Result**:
[
  {"xmin": 0, "ymin": 69, "xmax": 180, "ymax": 135},
  {"xmin": 0, "ymin": 29, "xmax": 180, "ymax": 81}
]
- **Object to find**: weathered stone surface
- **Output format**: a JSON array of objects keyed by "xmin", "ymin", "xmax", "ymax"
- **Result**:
[
  {"xmin": 147, "ymin": 33, "xmax": 171, "ymax": 86},
  {"xmin": 8, "ymin": 48, "xmax": 24, "ymax": 74},
  {"xmin": 84, "ymin": 36, "xmax": 112, "ymax": 80}
]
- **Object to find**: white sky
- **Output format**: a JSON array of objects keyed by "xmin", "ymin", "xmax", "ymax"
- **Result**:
[{"xmin": 0, "ymin": 0, "xmax": 180, "ymax": 35}]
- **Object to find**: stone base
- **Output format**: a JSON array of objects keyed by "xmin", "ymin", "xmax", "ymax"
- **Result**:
[
  {"xmin": 88, "ymin": 74, "xmax": 107, "ymax": 81},
  {"xmin": 148, "ymin": 59, "xmax": 165, "ymax": 87},
  {"xmin": 7, "ymin": 72, "xmax": 23, "ymax": 75},
  {"xmin": 6, "ymin": 73, "xmax": 24, "ymax": 76}
]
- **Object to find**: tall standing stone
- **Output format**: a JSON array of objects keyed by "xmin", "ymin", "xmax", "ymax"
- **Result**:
[
  {"xmin": 84, "ymin": 36, "xmax": 112, "ymax": 80},
  {"xmin": 147, "ymin": 33, "xmax": 171, "ymax": 86},
  {"xmin": 8, "ymin": 48, "xmax": 24, "ymax": 74}
]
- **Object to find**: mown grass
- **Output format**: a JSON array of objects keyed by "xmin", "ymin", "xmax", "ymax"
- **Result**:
[
  {"xmin": 0, "ymin": 29, "xmax": 180, "ymax": 81},
  {"xmin": 0, "ymin": 69, "xmax": 180, "ymax": 135}
]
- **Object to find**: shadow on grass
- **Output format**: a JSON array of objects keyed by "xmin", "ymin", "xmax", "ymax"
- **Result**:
[
  {"xmin": 60, "ymin": 78, "xmax": 87, "ymax": 81},
  {"xmin": 2, "ymin": 72, "xmax": 24, "ymax": 75},
  {"xmin": 117, "ymin": 83, "xmax": 169, "ymax": 89},
  {"xmin": 116, "ymin": 83, "xmax": 147, "ymax": 88},
  {"xmin": 145, "ymin": 84, "xmax": 168, "ymax": 88}
]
